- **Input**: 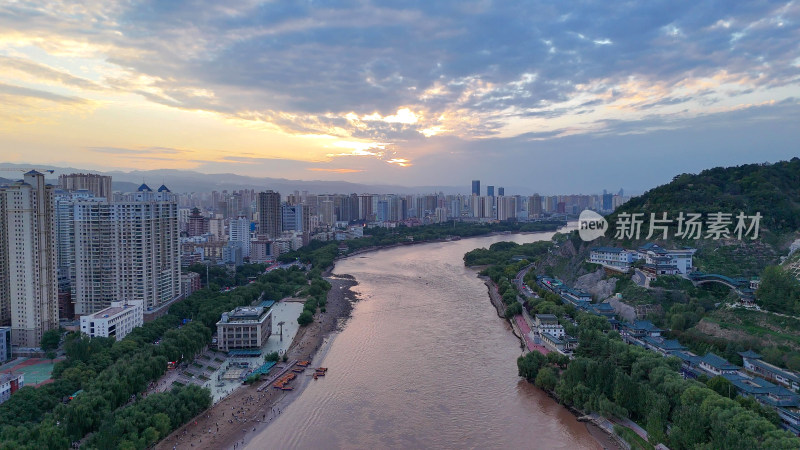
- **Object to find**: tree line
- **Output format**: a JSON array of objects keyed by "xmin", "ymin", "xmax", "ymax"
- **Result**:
[{"xmin": 0, "ymin": 266, "xmax": 310, "ymax": 449}]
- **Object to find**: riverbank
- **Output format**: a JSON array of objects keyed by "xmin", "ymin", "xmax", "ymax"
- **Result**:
[
  {"xmin": 155, "ymin": 273, "xmax": 357, "ymax": 450},
  {"xmin": 477, "ymin": 267, "xmax": 621, "ymax": 449}
]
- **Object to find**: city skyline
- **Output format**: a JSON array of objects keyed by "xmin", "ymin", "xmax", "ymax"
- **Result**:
[{"xmin": 1, "ymin": 2, "xmax": 799, "ymax": 192}]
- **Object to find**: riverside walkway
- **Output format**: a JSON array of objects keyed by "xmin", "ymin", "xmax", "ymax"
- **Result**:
[
  {"xmin": 514, "ymin": 314, "xmax": 550, "ymax": 355},
  {"xmin": 257, "ymin": 360, "xmax": 298, "ymax": 392}
]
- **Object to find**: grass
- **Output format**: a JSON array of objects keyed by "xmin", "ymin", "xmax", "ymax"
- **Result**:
[
  {"xmin": 214, "ymin": 357, "xmax": 224, "ymax": 363},
  {"xmin": 614, "ymin": 425, "xmax": 654, "ymax": 450},
  {"xmin": 704, "ymin": 310, "xmax": 800, "ymax": 347}
]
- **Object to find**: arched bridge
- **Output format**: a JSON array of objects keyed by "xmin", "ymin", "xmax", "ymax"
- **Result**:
[
  {"xmin": 688, "ymin": 272, "xmax": 750, "ymax": 290},
  {"xmin": 687, "ymin": 272, "xmax": 755, "ymax": 302}
]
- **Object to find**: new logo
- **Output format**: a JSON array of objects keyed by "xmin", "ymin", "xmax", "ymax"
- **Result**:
[{"xmin": 578, "ymin": 210, "xmax": 608, "ymax": 241}]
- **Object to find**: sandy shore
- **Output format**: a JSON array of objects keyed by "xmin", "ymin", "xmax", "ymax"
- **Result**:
[{"xmin": 155, "ymin": 272, "xmax": 357, "ymax": 450}]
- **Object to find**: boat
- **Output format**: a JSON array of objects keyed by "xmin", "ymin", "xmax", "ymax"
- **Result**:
[
  {"xmin": 292, "ymin": 368, "xmax": 304, "ymax": 373},
  {"xmin": 297, "ymin": 361, "xmax": 310, "ymax": 367},
  {"xmin": 313, "ymin": 373, "xmax": 318, "ymax": 380},
  {"xmin": 315, "ymin": 367, "xmax": 328, "ymax": 372},
  {"xmin": 314, "ymin": 371, "xmax": 325, "ymax": 376},
  {"xmin": 280, "ymin": 385, "xmax": 293, "ymax": 391}
]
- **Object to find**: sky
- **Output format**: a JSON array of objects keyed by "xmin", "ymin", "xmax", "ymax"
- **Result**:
[{"xmin": 1, "ymin": 0, "xmax": 799, "ymax": 194}]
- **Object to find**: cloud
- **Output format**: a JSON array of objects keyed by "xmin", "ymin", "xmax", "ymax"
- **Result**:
[
  {"xmin": 0, "ymin": 82, "xmax": 90, "ymax": 105},
  {"xmin": 2, "ymin": 0, "xmax": 800, "ymax": 188},
  {"xmin": 87, "ymin": 146, "xmax": 188, "ymax": 155},
  {"xmin": 307, "ymin": 168, "xmax": 363, "ymax": 173}
]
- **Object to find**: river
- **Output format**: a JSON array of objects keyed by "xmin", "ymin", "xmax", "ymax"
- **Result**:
[{"xmin": 246, "ymin": 231, "xmax": 598, "ymax": 449}]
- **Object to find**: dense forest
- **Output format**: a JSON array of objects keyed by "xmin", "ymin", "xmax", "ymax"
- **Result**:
[
  {"xmin": 518, "ymin": 313, "xmax": 798, "ymax": 448},
  {"xmin": 608, "ymin": 157, "xmax": 800, "ymax": 238}
]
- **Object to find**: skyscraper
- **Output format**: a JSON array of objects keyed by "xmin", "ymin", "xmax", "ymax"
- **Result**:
[
  {"xmin": 471, "ymin": 180, "xmax": 480, "ymax": 196},
  {"xmin": 66, "ymin": 184, "xmax": 181, "ymax": 315},
  {"xmin": 498, "ymin": 187, "xmax": 505, "ymax": 196},
  {"xmin": 0, "ymin": 171, "xmax": 59, "ymax": 347},
  {"xmin": 487, "ymin": 185, "xmax": 494, "ymax": 197},
  {"xmin": 58, "ymin": 173, "xmax": 113, "ymax": 201},
  {"xmin": 257, "ymin": 191, "xmax": 281, "ymax": 239},
  {"xmin": 229, "ymin": 217, "xmax": 252, "ymax": 258}
]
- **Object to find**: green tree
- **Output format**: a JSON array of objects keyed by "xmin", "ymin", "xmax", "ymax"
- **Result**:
[
  {"xmin": 757, "ymin": 265, "xmax": 800, "ymax": 314},
  {"xmin": 534, "ymin": 366, "xmax": 558, "ymax": 391},
  {"xmin": 297, "ymin": 310, "xmax": 314, "ymax": 326},
  {"xmin": 517, "ymin": 352, "xmax": 546, "ymax": 381},
  {"xmin": 40, "ymin": 329, "xmax": 61, "ymax": 351},
  {"xmin": 706, "ymin": 376, "xmax": 736, "ymax": 399}
]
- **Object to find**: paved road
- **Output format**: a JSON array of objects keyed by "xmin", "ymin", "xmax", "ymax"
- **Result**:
[{"xmin": 515, "ymin": 314, "xmax": 550, "ymax": 355}]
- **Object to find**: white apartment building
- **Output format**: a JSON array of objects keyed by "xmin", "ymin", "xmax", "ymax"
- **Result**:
[
  {"xmin": 0, "ymin": 171, "xmax": 59, "ymax": 347},
  {"xmin": 229, "ymin": 217, "xmax": 251, "ymax": 257},
  {"xmin": 80, "ymin": 300, "xmax": 143, "ymax": 340},
  {"xmin": 589, "ymin": 247, "xmax": 638, "ymax": 271},
  {"xmin": 58, "ymin": 184, "xmax": 181, "ymax": 316},
  {"xmin": 534, "ymin": 314, "xmax": 565, "ymax": 338}
]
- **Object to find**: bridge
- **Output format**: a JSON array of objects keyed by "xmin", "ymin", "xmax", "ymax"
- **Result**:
[{"xmin": 687, "ymin": 272, "xmax": 755, "ymax": 304}]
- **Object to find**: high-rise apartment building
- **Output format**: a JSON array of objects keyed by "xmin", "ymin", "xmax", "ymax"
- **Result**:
[
  {"xmin": 58, "ymin": 173, "xmax": 113, "ymax": 201},
  {"xmin": 229, "ymin": 217, "xmax": 251, "ymax": 257},
  {"xmin": 257, "ymin": 191, "xmax": 281, "ymax": 239},
  {"xmin": 529, "ymin": 194, "xmax": 542, "ymax": 217},
  {"xmin": 59, "ymin": 184, "xmax": 180, "ymax": 316},
  {"xmin": 0, "ymin": 171, "xmax": 59, "ymax": 347}
]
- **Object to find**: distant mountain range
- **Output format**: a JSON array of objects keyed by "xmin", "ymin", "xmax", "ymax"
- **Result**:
[{"xmin": 0, "ymin": 164, "xmax": 477, "ymax": 195}]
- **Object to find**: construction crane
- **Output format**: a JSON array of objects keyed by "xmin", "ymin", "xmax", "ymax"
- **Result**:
[{"xmin": 0, "ymin": 167, "xmax": 55, "ymax": 174}]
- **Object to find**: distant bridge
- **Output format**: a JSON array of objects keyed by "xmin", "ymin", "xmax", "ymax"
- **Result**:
[{"xmin": 687, "ymin": 272, "xmax": 755, "ymax": 302}]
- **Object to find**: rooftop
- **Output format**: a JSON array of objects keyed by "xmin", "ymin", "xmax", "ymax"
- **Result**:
[{"xmin": 701, "ymin": 352, "xmax": 741, "ymax": 371}]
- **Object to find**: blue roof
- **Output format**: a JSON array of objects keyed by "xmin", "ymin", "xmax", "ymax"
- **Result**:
[
  {"xmin": 257, "ymin": 300, "xmax": 275, "ymax": 309},
  {"xmin": 137, "ymin": 183, "xmax": 152, "ymax": 192},
  {"xmin": 738, "ymin": 350, "xmax": 762, "ymax": 359},
  {"xmin": 672, "ymin": 350, "xmax": 700, "ymax": 365},
  {"xmin": 228, "ymin": 349, "xmax": 261, "ymax": 356},
  {"xmin": 748, "ymin": 358, "xmax": 800, "ymax": 383},
  {"xmin": 157, "ymin": 184, "xmax": 171, "ymax": 192},
  {"xmin": 643, "ymin": 337, "xmax": 686, "ymax": 351},
  {"xmin": 701, "ymin": 353, "xmax": 740, "ymax": 371},
  {"xmin": 591, "ymin": 247, "xmax": 625, "ymax": 253}
]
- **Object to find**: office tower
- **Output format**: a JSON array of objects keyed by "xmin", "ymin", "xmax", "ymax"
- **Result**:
[
  {"xmin": 281, "ymin": 203, "xmax": 302, "ymax": 231},
  {"xmin": 497, "ymin": 196, "xmax": 517, "ymax": 221},
  {"xmin": 487, "ymin": 185, "xmax": 494, "ymax": 197},
  {"xmin": 229, "ymin": 217, "xmax": 251, "ymax": 257},
  {"xmin": 0, "ymin": 171, "xmax": 58, "ymax": 347},
  {"xmin": 257, "ymin": 191, "xmax": 281, "ymax": 239},
  {"xmin": 498, "ymin": 187, "xmax": 505, "ymax": 197},
  {"xmin": 603, "ymin": 192, "xmax": 613, "ymax": 211},
  {"xmin": 471, "ymin": 180, "xmax": 480, "ymax": 196},
  {"xmin": 58, "ymin": 173, "xmax": 112, "ymax": 201},
  {"xmin": 357, "ymin": 194, "xmax": 375, "ymax": 221},
  {"xmin": 319, "ymin": 200, "xmax": 335, "ymax": 225},
  {"xmin": 529, "ymin": 194, "xmax": 542, "ymax": 217}
]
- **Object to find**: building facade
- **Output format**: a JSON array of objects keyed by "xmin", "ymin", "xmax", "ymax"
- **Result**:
[
  {"xmin": 58, "ymin": 173, "xmax": 112, "ymax": 201},
  {"xmin": 0, "ymin": 327, "xmax": 10, "ymax": 363},
  {"xmin": 0, "ymin": 171, "xmax": 59, "ymax": 347},
  {"xmin": 216, "ymin": 306, "xmax": 272, "ymax": 352},
  {"xmin": 80, "ymin": 300, "xmax": 144, "ymax": 340},
  {"xmin": 257, "ymin": 191, "xmax": 281, "ymax": 239},
  {"xmin": 61, "ymin": 184, "xmax": 180, "ymax": 316},
  {"xmin": 0, "ymin": 372, "xmax": 23, "ymax": 405}
]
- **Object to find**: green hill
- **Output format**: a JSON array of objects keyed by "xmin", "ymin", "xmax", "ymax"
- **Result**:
[{"xmin": 608, "ymin": 157, "xmax": 800, "ymax": 239}]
